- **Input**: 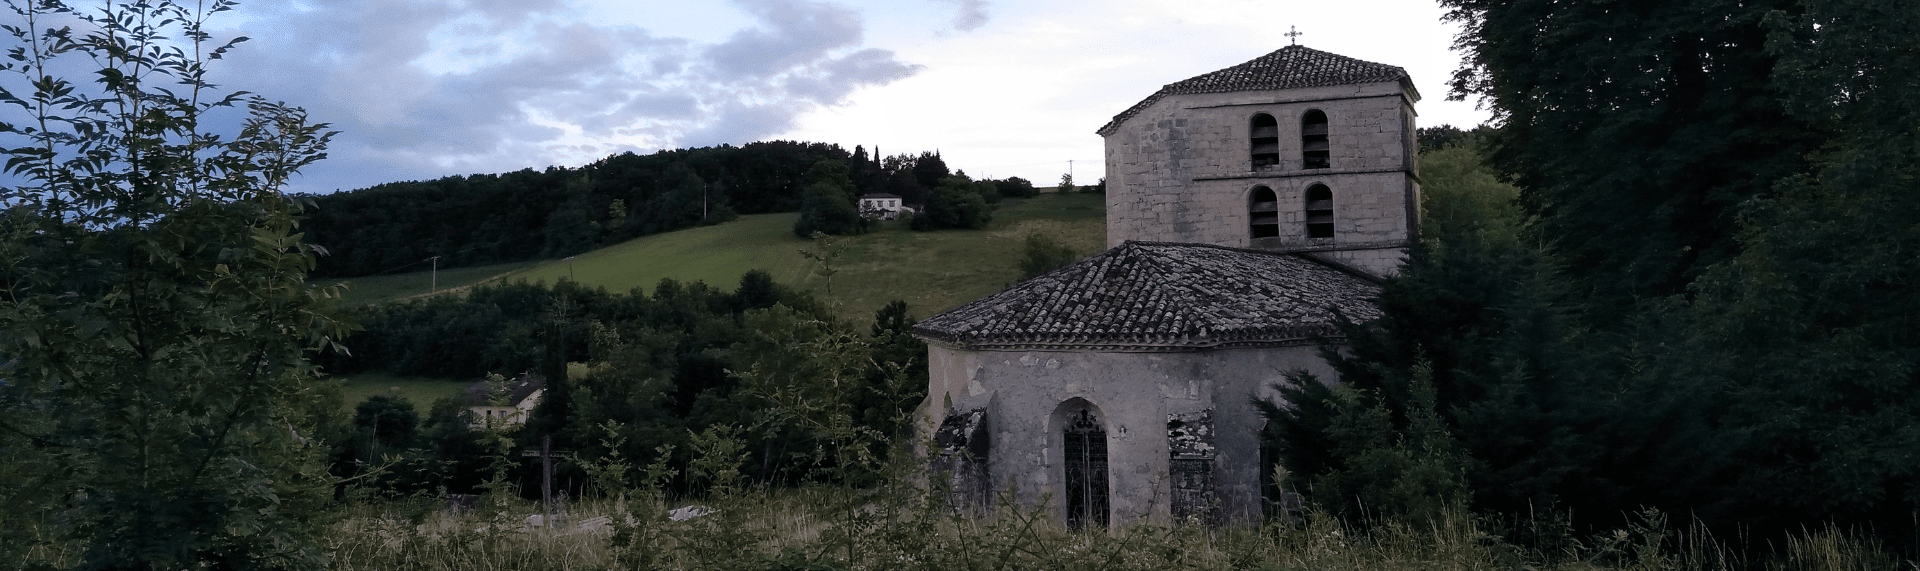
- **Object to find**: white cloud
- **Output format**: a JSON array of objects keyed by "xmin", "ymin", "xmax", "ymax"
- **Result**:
[
  {"xmin": 942, "ymin": 0, "xmax": 990, "ymax": 32},
  {"xmin": 211, "ymin": 0, "xmax": 921, "ymax": 192},
  {"xmin": 161, "ymin": 0, "xmax": 1485, "ymax": 192}
]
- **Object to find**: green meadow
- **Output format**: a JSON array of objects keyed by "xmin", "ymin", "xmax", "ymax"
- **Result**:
[
  {"xmin": 323, "ymin": 260, "xmax": 544, "ymax": 307},
  {"xmin": 325, "ymin": 191, "xmax": 1108, "ymax": 323},
  {"xmin": 332, "ymin": 372, "xmax": 471, "ymax": 411}
]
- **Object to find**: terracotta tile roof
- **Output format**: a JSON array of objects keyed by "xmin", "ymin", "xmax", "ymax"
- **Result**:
[
  {"xmin": 1096, "ymin": 45, "xmax": 1412, "ymax": 136},
  {"xmin": 914, "ymin": 241, "xmax": 1382, "ymax": 351}
]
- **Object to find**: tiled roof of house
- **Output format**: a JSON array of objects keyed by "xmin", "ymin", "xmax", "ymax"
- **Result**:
[
  {"xmin": 1096, "ymin": 45, "xmax": 1413, "ymax": 136},
  {"xmin": 465, "ymin": 373, "xmax": 545, "ymax": 406},
  {"xmin": 914, "ymin": 241, "xmax": 1382, "ymax": 351}
]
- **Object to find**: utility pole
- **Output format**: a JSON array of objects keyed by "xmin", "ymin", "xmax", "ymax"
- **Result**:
[
  {"xmin": 542, "ymin": 434, "xmax": 553, "ymax": 529},
  {"xmin": 429, "ymin": 256, "xmax": 440, "ymax": 293},
  {"xmin": 564, "ymin": 256, "xmax": 576, "ymax": 282}
]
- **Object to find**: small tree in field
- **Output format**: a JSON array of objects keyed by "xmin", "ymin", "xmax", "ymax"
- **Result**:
[
  {"xmin": 0, "ymin": 1, "xmax": 348, "ymax": 569},
  {"xmin": 1017, "ymin": 232, "xmax": 1078, "ymax": 279}
]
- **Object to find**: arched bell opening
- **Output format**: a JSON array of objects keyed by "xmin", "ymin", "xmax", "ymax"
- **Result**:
[
  {"xmin": 1249, "ymin": 186, "xmax": 1279, "ymax": 240},
  {"xmin": 1250, "ymin": 113, "xmax": 1280, "ymax": 170},
  {"xmin": 1301, "ymin": 110, "xmax": 1330, "ymax": 169}
]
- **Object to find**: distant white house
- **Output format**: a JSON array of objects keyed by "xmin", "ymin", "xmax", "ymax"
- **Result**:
[
  {"xmin": 466, "ymin": 373, "xmax": 544, "ymax": 429},
  {"xmin": 858, "ymin": 193, "xmax": 910, "ymax": 219}
]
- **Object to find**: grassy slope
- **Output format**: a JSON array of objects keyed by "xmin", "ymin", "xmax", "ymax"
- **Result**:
[
  {"xmin": 325, "ymin": 260, "xmax": 544, "ymax": 307},
  {"xmin": 334, "ymin": 372, "xmax": 470, "ymax": 411},
  {"xmin": 507, "ymin": 212, "xmax": 817, "ymax": 297},
  {"xmin": 827, "ymin": 192, "xmax": 1106, "ymax": 322},
  {"xmin": 327, "ymin": 192, "xmax": 1107, "ymax": 323}
]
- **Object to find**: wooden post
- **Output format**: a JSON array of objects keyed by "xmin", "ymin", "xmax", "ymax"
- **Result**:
[{"xmin": 542, "ymin": 435, "xmax": 553, "ymax": 528}]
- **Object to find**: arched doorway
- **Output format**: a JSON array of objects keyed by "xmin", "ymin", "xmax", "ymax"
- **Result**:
[{"xmin": 1060, "ymin": 404, "xmax": 1109, "ymax": 530}]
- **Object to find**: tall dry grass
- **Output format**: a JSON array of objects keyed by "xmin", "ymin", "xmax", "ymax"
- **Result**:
[{"xmin": 321, "ymin": 484, "xmax": 1915, "ymax": 571}]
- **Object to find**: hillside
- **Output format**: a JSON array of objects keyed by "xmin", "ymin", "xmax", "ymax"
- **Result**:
[{"xmin": 325, "ymin": 191, "xmax": 1108, "ymax": 322}]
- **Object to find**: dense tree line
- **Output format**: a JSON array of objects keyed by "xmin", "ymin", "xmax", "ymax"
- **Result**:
[
  {"xmin": 1267, "ymin": 0, "xmax": 1920, "ymax": 556},
  {"xmin": 304, "ymin": 143, "xmax": 1037, "ymax": 276},
  {"xmin": 302, "ymin": 141, "xmax": 841, "ymax": 277},
  {"xmin": 795, "ymin": 150, "xmax": 1029, "ymax": 236},
  {"xmin": 317, "ymin": 275, "xmax": 928, "ymax": 496}
]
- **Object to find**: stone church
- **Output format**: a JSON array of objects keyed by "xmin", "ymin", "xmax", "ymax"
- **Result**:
[{"xmin": 913, "ymin": 45, "xmax": 1419, "ymax": 527}]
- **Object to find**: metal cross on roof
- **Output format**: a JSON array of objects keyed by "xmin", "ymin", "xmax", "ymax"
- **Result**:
[{"xmin": 1286, "ymin": 26, "xmax": 1302, "ymax": 45}]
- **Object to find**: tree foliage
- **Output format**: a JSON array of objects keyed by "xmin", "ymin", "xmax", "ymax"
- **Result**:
[
  {"xmin": 792, "ymin": 158, "xmax": 866, "ymax": 237},
  {"xmin": 1263, "ymin": 146, "xmax": 1597, "ymax": 524},
  {"xmin": 912, "ymin": 173, "xmax": 994, "ymax": 231},
  {"xmin": 302, "ymin": 145, "xmax": 990, "ymax": 278},
  {"xmin": 1274, "ymin": 0, "xmax": 1920, "ymax": 551},
  {"xmin": 1016, "ymin": 232, "xmax": 1079, "ymax": 280},
  {"xmin": 321, "ymin": 272, "xmax": 928, "ymax": 495},
  {"xmin": 1677, "ymin": 0, "xmax": 1920, "ymax": 535},
  {"xmin": 354, "ymin": 395, "xmax": 421, "ymax": 452},
  {"xmin": 992, "ymin": 176, "xmax": 1038, "ymax": 198},
  {"xmin": 0, "ymin": 1, "xmax": 348, "ymax": 568},
  {"xmin": 1443, "ymin": 0, "xmax": 1823, "ymax": 307}
]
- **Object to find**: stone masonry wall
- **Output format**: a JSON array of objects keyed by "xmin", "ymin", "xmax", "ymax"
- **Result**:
[
  {"xmin": 919, "ymin": 343, "xmax": 1340, "ymax": 525},
  {"xmin": 1103, "ymin": 80, "xmax": 1417, "ymax": 276}
]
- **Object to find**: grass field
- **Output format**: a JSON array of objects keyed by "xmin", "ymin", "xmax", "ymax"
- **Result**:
[
  {"xmin": 328, "ymin": 191, "xmax": 1107, "ymax": 323},
  {"xmin": 333, "ymin": 372, "xmax": 471, "ymax": 411},
  {"xmin": 823, "ymin": 191, "xmax": 1106, "ymax": 322},
  {"xmin": 507, "ymin": 212, "xmax": 817, "ymax": 297},
  {"xmin": 324, "ymin": 260, "xmax": 544, "ymax": 307}
]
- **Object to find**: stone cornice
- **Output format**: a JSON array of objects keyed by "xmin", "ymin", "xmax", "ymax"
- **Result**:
[
  {"xmin": 1180, "ymin": 89, "xmax": 1410, "ymax": 112},
  {"xmin": 1193, "ymin": 166, "xmax": 1413, "ymax": 181}
]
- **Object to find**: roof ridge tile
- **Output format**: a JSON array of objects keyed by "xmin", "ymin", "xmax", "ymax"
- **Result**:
[{"xmin": 1096, "ymin": 45, "xmax": 1411, "ymax": 136}]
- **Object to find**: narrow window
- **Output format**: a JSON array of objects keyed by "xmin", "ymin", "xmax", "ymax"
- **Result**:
[
  {"xmin": 1249, "ymin": 186, "xmax": 1279, "ymax": 239},
  {"xmin": 1063, "ymin": 408, "xmax": 1110, "ymax": 530},
  {"xmin": 1250, "ymin": 113, "xmax": 1279, "ymax": 170},
  {"xmin": 1305, "ymin": 184, "xmax": 1334, "ymax": 239},
  {"xmin": 1302, "ymin": 110, "xmax": 1330, "ymax": 169}
]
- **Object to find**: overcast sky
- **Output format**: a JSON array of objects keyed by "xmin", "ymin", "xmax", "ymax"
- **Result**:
[{"xmin": 204, "ymin": 0, "xmax": 1492, "ymax": 194}]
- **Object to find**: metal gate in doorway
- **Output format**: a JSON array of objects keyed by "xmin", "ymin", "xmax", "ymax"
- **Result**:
[{"xmin": 1063, "ymin": 408, "xmax": 1109, "ymax": 530}]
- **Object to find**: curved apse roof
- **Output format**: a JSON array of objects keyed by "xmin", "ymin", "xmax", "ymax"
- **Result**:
[
  {"xmin": 1096, "ymin": 45, "xmax": 1414, "ymax": 136},
  {"xmin": 914, "ymin": 241, "xmax": 1382, "ymax": 352}
]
